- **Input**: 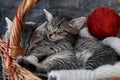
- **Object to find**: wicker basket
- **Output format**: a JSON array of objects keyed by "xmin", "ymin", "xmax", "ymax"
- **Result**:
[
  {"xmin": 0, "ymin": 0, "xmax": 120, "ymax": 80},
  {"xmin": 0, "ymin": 39, "xmax": 41, "ymax": 80},
  {"xmin": 0, "ymin": 0, "xmax": 42, "ymax": 80}
]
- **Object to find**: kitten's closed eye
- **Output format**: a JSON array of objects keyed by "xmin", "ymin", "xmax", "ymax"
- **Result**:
[{"xmin": 58, "ymin": 31, "xmax": 69, "ymax": 36}]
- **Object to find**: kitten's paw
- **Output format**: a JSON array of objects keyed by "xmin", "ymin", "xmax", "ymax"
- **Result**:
[
  {"xmin": 16, "ymin": 56, "xmax": 36, "ymax": 72},
  {"xmin": 48, "ymin": 71, "xmax": 57, "ymax": 80},
  {"xmin": 48, "ymin": 76, "xmax": 56, "ymax": 80},
  {"xmin": 48, "ymin": 71, "xmax": 67, "ymax": 80},
  {"xmin": 16, "ymin": 56, "xmax": 26, "ymax": 67}
]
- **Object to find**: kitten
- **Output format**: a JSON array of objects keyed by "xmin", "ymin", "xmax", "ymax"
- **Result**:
[
  {"xmin": 43, "ymin": 10, "xmax": 118, "ymax": 70},
  {"xmin": 15, "ymin": 9, "xmax": 86, "ymax": 75},
  {"xmin": 47, "ymin": 9, "xmax": 119, "ymax": 70},
  {"xmin": 5, "ymin": 10, "xmax": 119, "ymax": 79},
  {"xmin": 46, "ymin": 25, "xmax": 119, "ymax": 70},
  {"xmin": 47, "ymin": 28, "xmax": 120, "ymax": 80}
]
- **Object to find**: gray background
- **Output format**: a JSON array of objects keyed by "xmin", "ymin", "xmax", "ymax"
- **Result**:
[{"xmin": 0, "ymin": 0, "xmax": 120, "ymax": 37}]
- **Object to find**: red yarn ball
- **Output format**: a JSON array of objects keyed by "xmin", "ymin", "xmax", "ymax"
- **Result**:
[{"xmin": 87, "ymin": 7, "xmax": 120, "ymax": 40}]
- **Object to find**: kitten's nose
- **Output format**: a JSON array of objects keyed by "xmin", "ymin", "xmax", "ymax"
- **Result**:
[
  {"xmin": 49, "ymin": 32, "xmax": 55, "ymax": 37},
  {"xmin": 49, "ymin": 33, "xmax": 52, "ymax": 37}
]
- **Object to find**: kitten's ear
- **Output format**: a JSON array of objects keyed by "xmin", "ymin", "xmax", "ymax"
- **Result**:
[
  {"xmin": 43, "ymin": 9, "xmax": 53, "ymax": 22},
  {"xmin": 5, "ymin": 17, "xmax": 12, "ymax": 30},
  {"xmin": 4, "ymin": 17, "xmax": 12, "ymax": 42},
  {"xmin": 69, "ymin": 17, "xmax": 86, "ymax": 30},
  {"xmin": 32, "ymin": 22, "xmax": 47, "ymax": 44},
  {"xmin": 35, "ymin": 21, "xmax": 47, "ymax": 32}
]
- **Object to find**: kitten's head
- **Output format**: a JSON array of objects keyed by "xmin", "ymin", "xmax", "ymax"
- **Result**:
[
  {"xmin": 20, "ymin": 22, "xmax": 47, "ymax": 55},
  {"xmin": 5, "ymin": 17, "xmax": 47, "ymax": 55},
  {"xmin": 44, "ymin": 9, "xmax": 86, "ymax": 41}
]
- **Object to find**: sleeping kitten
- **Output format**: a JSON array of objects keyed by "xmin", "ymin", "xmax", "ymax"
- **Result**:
[
  {"xmin": 14, "ymin": 9, "xmax": 86, "ymax": 75},
  {"xmin": 43, "ymin": 10, "xmax": 118, "ymax": 70},
  {"xmin": 46, "ymin": 22, "xmax": 119, "ymax": 70},
  {"xmin": 47, "ymin": 27, "xmax": 120, "ymax": 80},
  {"xmin": 5, "ymin": 10, "xmax": 119, "ymax": 80}
]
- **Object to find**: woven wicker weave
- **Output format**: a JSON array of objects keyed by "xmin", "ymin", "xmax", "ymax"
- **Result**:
[
  {"xmin": 0, "ymin": 0, "xmax": 120, "ymax": 80},
  {"xmin": 0, "ymin": 39, "xmax": 42, "ymax": 80},
  {"xmin": 0, "ymin": 0, "xmax": 42, "ymax": 80}
]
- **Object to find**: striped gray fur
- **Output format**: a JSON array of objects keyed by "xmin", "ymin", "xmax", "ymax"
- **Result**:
[
  {"xmin": 15, "ymin": 10, "xmax": 119, "ymax": 79},
  {"xmin": 17, "ymin": 14, "xmax": 80, "ymax": 75},
  {"xmin": 74, "ymin": 37, "xmax": 119, "ymax": 70},
  {"xmin": 5, "ymin": 15, "xmax": 119, "ymax": 80}
]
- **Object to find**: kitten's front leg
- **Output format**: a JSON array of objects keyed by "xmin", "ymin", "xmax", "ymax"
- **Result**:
[
  {"xmin": 30, "ymin": 46, "xmax": 58, "ymax": 61},
  {"xmin": 17, "ymin": 56, "xmax": 49, "ymax": 74},
  {"xmin": 36, "ymin": 46, "xmax": 62, "ymax": 57},
  {"xmin": 17, "ymin": 56, "xmax": 37, "ymax": 72}
]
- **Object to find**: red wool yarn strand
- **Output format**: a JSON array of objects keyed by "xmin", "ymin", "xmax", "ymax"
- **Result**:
[{"xmin": 87, "ymin": 7, "xmax": 120, "ymax": 40}]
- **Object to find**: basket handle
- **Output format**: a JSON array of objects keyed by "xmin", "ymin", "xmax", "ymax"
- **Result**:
[{"xmin": 10, "ymin": 0, "xmax": 40, "ymax": 58}]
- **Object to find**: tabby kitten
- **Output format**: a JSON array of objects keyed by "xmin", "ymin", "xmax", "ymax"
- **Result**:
[
  {"xmin": 47, "ymin": 27, "xmax": 120, "ymax": 80},
  {"xmin": 15, "ymin": 9, "xmax": 86, "ymax": 75},
  {"xmin": 47, "ymin": 10, "xmax": 119, "ymax": 70},
  {"xmin": 42, "ymin": 10, "xmax": 118, "ymax": 70},
  {"xmin": 5, "ymin": 9, "xmax": 118, "ymax": 78}
]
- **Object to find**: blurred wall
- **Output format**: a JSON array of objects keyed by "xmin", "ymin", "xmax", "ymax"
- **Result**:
[{"xmin": 0, "ymin": 0, "xmax": 120, "ymax": 37}]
